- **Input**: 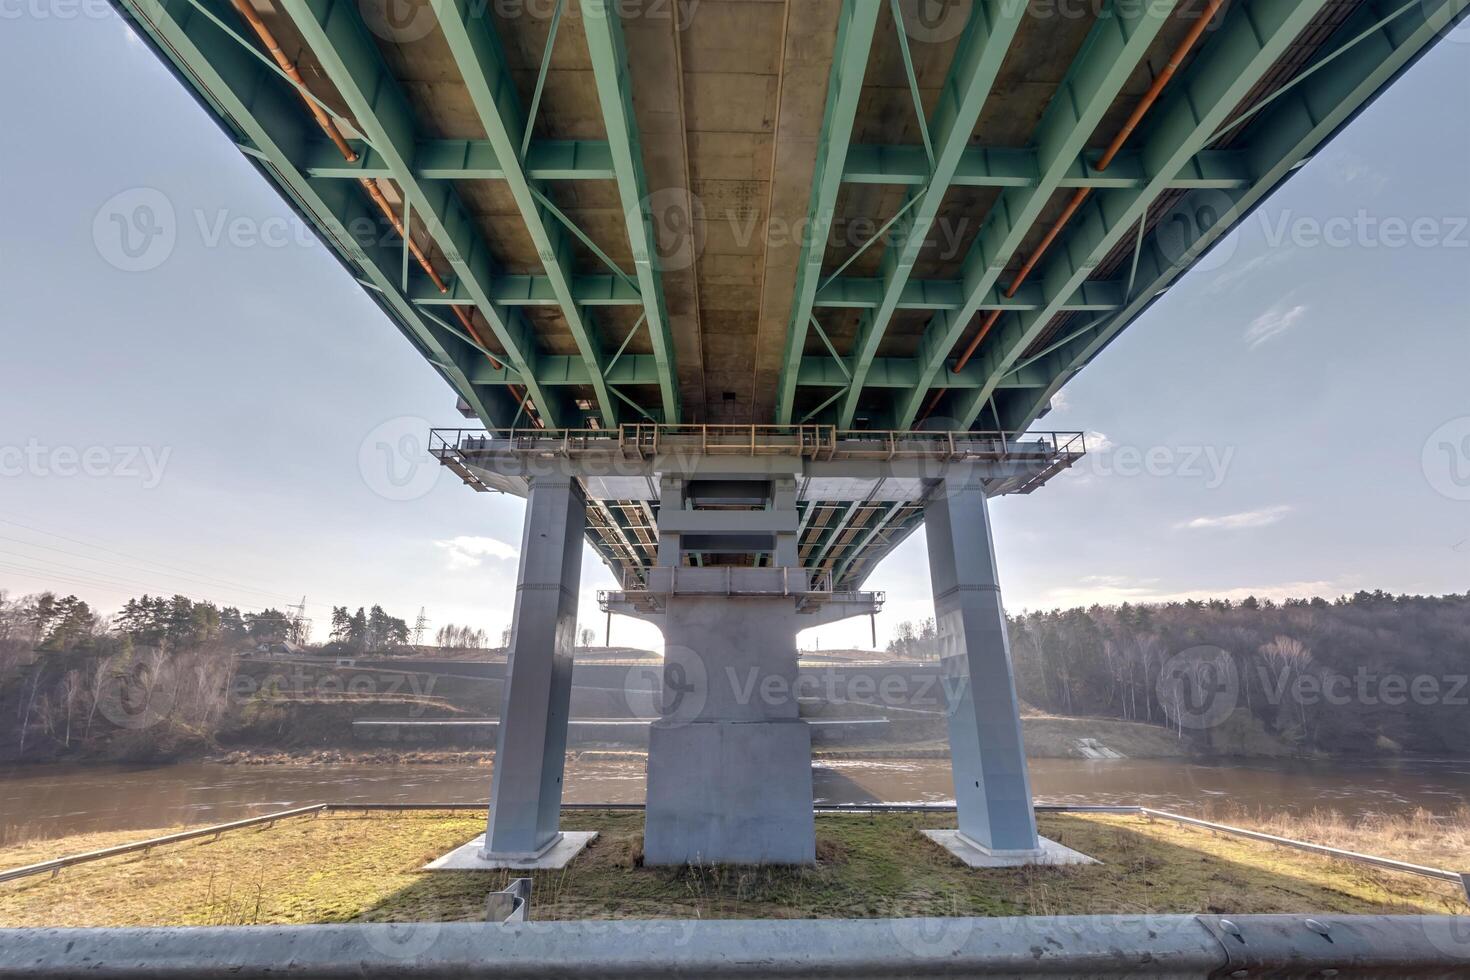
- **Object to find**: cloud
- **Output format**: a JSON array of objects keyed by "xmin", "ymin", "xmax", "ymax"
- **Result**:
[
  {"xmin": 1176, "ymin": 505, "xmax": 1292, "ymax": 531},
  {"xmin": 1244, "ymin": 303, "xmax": 1308, "ymax": 350},
  {"xmin": 1323, "ymin": 151, "xmax": 1390, "ymax": 194},
  {"xmin": 435, "ymin": 535, "xmax": 518, "ymax": 569},
  {"xmin": 1205, "ymin": 245, "xmax": 1295, "ymax": 294}
]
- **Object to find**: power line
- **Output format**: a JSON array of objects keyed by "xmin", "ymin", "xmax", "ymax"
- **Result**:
[
  {"xmin": 0, "ymin": 533, "xmax": 306, "ymax": 607},
  {"xmin": 0, "ymin": 517, "xmax": 308, "ymax": 605},
  {"xmin": 0, "ymin": 554, "xmax": 290, "ymax": 616}
]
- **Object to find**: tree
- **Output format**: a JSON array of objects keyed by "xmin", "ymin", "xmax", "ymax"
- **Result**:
[{"xmin": 39, "ymin": 596, "xmax": 98, "ymax": 651}]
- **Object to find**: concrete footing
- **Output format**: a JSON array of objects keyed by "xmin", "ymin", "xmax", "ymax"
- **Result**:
[
  {"xmin": 425, "ymin": 831, "xmax": 598, "ymax": 871},
  {"xmin": 920, "ymin": 829, "xmax": 1098, "ymax": 867},
  {"xmin": 644, "ymin": 718, "xmax": 815, "ymax": 865}
]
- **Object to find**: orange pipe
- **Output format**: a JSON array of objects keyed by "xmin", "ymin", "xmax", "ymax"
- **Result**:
[
  {"xmin": 230, "ymin": 0, "xmax": 535, "ymax": 419},
  {"xmin": 229, "ymin": 0, "xmax": 355, "ymax": 162},
  {"xmin": 940, "ymin": 0, "xmax": 1226, "ymax": 389}
]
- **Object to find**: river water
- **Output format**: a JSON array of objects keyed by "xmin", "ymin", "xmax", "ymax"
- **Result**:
[{"xmin": 4, "ymin": 756, "xmax": 1469, "ymax": 844}]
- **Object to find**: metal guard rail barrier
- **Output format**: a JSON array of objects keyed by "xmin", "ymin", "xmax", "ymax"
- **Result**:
[{"xmin": 2, "ymin": 915, "xmax": 1469, "ymax": 977}]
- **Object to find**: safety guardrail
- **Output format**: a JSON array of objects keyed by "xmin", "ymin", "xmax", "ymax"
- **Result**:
[{"xmin": 430, "ymin": 424, "xmax": 1086, "ymax": 464}]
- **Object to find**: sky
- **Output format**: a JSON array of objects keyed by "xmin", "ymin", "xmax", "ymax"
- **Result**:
[{"xmin": 0, "ymin": 8, "xmax": 1466, "ymax": 653}]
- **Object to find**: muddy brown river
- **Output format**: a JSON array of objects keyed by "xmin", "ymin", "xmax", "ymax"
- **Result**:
[{"xmin": 4, "ymin": 756, "xmax": 1469, "ymax": 844}]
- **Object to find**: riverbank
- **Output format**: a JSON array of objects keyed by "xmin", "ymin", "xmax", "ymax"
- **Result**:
[{"xmin": 1, "ymin": 808, "xmax": 1465, "ymax": 927}]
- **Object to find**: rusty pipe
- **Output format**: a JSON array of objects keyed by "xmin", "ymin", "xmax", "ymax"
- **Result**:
[
  {"xmin": 941, "ymin": 0, "xmax": 1226, "ymax": 387},
  {"xmin": 229, "ymin": 0, "xmax": 355, "ymax": 162}
]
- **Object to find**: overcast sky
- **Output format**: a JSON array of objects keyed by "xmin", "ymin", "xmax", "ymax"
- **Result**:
[{"xmin": 1, "ymin": 10, "xmax": 1466, "ymax": 652}]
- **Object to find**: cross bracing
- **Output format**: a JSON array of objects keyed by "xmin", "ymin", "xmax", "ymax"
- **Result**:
[{"xmin": 112, "ymin": 0, "xmax": 1466, "ymax": 587}]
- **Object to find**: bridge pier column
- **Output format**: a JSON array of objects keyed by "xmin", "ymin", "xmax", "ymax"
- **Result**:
[
  {"xmin": 644, "ymin": 597, "xmax": 815, "ymax": 865},
  {"xmin": 481, "ymin": 476, "xmax": 584, "ymax": 861},
  {"xmin": 924, "ymin": 473, "xmax": 1042, "ymax": 857}
]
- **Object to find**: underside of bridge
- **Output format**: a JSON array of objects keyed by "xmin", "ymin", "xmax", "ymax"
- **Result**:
[{"xmin": 118, "ymin": 0, "xmax": 1466, "ymax": 865}]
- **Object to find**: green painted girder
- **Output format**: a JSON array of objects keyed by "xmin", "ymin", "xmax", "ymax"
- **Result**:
[
  {"xmin": 470, "ymin": 353, "xmax": 663, "ymax": 387},
  {"xmin": 775, "ymin": 1, "xmax": 882, "ymax": 425},
  {"xmin": 111, "ymin": 0, "xmax": 519, "ymax": 428},
  {"xmin": 809, "ymin": 500, "xmax": 865, "ymax": 570},
  {"xmin": 815, "ymin": 277, "xmax": 1123, "ymax": 313},
  {"xmin": 303, "ymin": 138, "xmax": 616, "ymax": 181},
  {"xmin": 291, "ymin": 0, "xmax": 570, "ymax": 427},
  {"xmin": 832, "ymin": 501, "xmax": 909, "ymax": 589},
  {"xmin": 954, "ymin": 0, "xmax": 1340, "ymax": 429},
  {"xmin": 837, "ymin": 0, "xmax": 1029, "ymax": 429},
  {"xmin": 410, "ymin": 273, "xmax": 642, "ymax": 308},
  {"xmin": 1003, "ymin": 0, "xmax": 1470, "ymax": 434},
  {"xmin": 434, "ymin": 1, "xmax": 620, "ymax": 428},
  {"xmin": 843, "ymin": 145, "xmax": 1251, "ymax": 191},
  {"xmin": 580, "ymin": 0, "xmax": 681, "ymax": 424},
  {"xmin": 798, "ymin": 356, "xmax": 1048, "ymax": 390},
  {"xmin": 894, "ymin": 0, "xmax": 1176, "ymax": 430}
]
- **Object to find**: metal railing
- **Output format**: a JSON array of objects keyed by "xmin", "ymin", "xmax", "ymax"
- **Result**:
[{"xmin": 431, "ymin": 425, "xmax": 1086, "ymax": 463}]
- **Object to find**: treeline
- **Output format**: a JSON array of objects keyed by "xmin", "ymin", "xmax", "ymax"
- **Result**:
[
  {"xmin": 328, "ymin": 606, "xmax": 409, "ymax": 653},
  {"xmin": 886, "ymin": 591, "xmax": 1470, "ymax": 755},
  {"xmin": 0, "ymin": 589, "xmax": 420, "ymax": 763}
]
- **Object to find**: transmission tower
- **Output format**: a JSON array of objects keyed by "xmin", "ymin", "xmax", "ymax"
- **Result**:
[
  {"xmin": 412, "ymin": 607, "xmax": 430, "ymax": 648},
  {"xmin": 287, "ymin": 595, "xmax": 311, "ymax": 644}
]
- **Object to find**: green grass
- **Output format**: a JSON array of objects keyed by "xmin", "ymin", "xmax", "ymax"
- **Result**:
[{"xmin": 0, "ymin": 810, "xmax": 1464, "ymax": 927}]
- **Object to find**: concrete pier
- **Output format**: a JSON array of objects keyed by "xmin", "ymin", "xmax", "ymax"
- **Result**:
[
  {"xmin": 481, "ymin": 476, "xmax": 586, "ymax": 862},
  {"xmin": 926, "ymin": 474, "xmax": 1041, "ymax": 857}
]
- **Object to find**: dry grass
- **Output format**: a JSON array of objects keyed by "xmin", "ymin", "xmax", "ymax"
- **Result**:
[
  {"xmin": 1190, "ymin": 803, "xmax": 1470, "ymax": 872},
  {"xmin": 0, "ymin": 810, "xmax": 1464, "ymax": 928}
]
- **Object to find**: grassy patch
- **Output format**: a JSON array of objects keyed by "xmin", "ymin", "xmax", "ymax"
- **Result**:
[{"xmin": 0, "ymin": 810, "xmax": 1464, "ymax": 927}]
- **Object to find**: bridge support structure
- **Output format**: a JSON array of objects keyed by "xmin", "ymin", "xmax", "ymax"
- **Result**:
[{"xmin": 433, "ymin": 426, "xmax": 1088, "ymax": 867}]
